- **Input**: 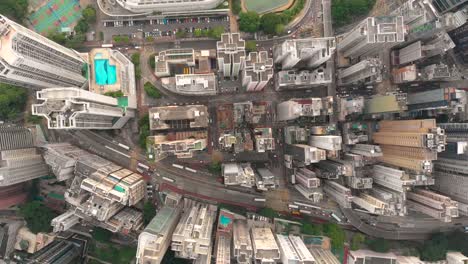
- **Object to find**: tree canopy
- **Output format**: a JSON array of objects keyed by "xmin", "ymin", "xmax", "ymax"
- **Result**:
[
  {"xmin": 0, "ymin": 84, "xmax": 27, "ymax": 121},
  {"xmin": 323, "ymin": 223, "xmax": 346, "ymax": 250},
  {"xmin": 332, "ymin": 0, "xmax": 376, "ymax": 27},
  {"xmin": 301, "ymin": 222, "xmax": 322, "ymax": 235},
  {"xmin": 19, "ymin": 201, "xmax": 56, "ymax": 234},
  {"xmin": 350, "ymin": 233, "xmax": 366, "ymax": 250},
  {"xmin": 260, "ymin": 13, "xmax": 285, "ymax": 35},
  {"xmin": 104, "ymin": 90, "xmax": 124, "ymax": 98},
  {"xmin": 144, "ymin": 82, "xmax": 162, "ymax": 99},
  {"xmin": 143, "ymin": 201, "xmax": 156, "ymax": 225},
  {"xmin": 139, "ymin": 114, "xmax": 150, "ymax": 149},
  {"xmin": 0, "ymin": 0, "xmax": 29, "ymax": 23},
  {"xmin": 366, "ymin": 237, "xmax": 390, "ymax": 253},
  {"xmin": 92, "ymin": 227, "xmax": 113, "ymax": 243},
  {"xmin": 239, "ymin": 12, "xmax": 260, "ymax": 33},
  {"xmin": 82, "ymin": 6, "xmax": 97, "ymax": 24}
]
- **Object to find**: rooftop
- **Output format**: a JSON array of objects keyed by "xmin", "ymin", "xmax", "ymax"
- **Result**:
[{"xmin": 149, "ymin": 105, "xmax": 209, "ymax": 131}]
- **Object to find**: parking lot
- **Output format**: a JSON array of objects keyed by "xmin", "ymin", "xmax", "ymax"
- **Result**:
[{"xmin": 100, "ymin": 15, "xmax": 230, "ymax": 42}]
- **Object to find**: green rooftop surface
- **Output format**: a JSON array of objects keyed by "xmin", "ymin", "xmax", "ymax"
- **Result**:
[
  {"xmin": 145, "ymin": 206, "xmax": 177, "ymax": 234},
  {"xmin": 117, "ymin": 97, "xmax": 129, "ymax": 108}
]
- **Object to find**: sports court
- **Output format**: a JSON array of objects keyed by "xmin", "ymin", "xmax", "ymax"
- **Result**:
[
  {"xmin": 28, "ymin": 0, "xmax": 82, "ymax": 34},
  {"xmin": 244, "ymin": 0, "xmax": 291, "ymax": 14}
]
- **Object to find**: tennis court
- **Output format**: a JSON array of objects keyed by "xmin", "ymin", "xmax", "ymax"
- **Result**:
[
  {"xmin": 244, "ymin": 0, "xmax": 290, "ymax": 14},
  {"xmin": 28, "ymin": 0, "xmax": 82, "ymax": 34}
]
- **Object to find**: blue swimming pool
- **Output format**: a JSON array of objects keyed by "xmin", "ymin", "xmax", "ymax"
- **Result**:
[
  {"xmin": 220, "ymin": 215, "xmax": 231, "ymax": 226},
  {"xmin": 94, "ymin": 58, "xmax": 117, "ymax": 85}
]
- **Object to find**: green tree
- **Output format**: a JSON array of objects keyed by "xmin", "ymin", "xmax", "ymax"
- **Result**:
[
  {"xmin": 447, "ymin": 231, "xmax": 468, "ymax": 256},
  {"xmin": 143, "ymin": 201, "xmax": 156, "ymax": 225},
  {"xmin": 65, "ymin": 33, "xmax": 86, "ymax": 49},
  {"xmin": 48, "ymin": 32, "xmax": 67, "ymax": 45},
  {"xmin": 301, "ymin": 223, "xmax": 322, "ymax": 235},
  {"xmin": 99, "ymin": 31, "xmax": 104, "ymax": 40},
  {"xmin": 27, "ymin": 115, "xmax": 43, "ymax": 124},
  {"xmin": 232, "ymin": 0, "xmax": 242, "ymax": 15},
  {"xmin": 146, "ymin": 36, "xmax": 154, "ymax": 42},
  {"xmin": 350, "ymin": 233, "xmax": 366, "ymax": 250},
  {"xmin": 245, "ymin": 41, "xmax": 257, "ymax": 52},
  {"xmin": 275, "ymin": 23, "xmax": 285, "ymax": 35},
  {"xmin": 258, "ymin": 208, "xmax": 278, "ymax": 219},
  {"xmin": 104, "ymin": 90, "xmax": 124, "ymax": 98},
  {"xmin": 176, "ymin": 31, "xmax": 187, "ymax": 38},
  {"xmin": 139, "ymin": 114, "xmax": 150, "ymax": 149},
  {"xmin": 144, "ymin": 82, "xmax": 162, "ymax": 99},
  {"xmin": 149, "ymin": 55, "xmax": 156, "ymax": 70},
  {"xmin": 239, "ymin": 12, "xmax": 260, "ymax": 33},
  {"xmin": 208, "ymin": 26, "xmax": 225, "ymax": 39},
  {"xmin": 419, "ymin": 233, "xmax": 448, "ymax": 261},
  {"xmin": 208, "ymin": 162, "xmax": 222, "ymax": 175},
  {"xmin": 0, "ymin": 83, "xmax": 27, "ymax": 120},
  {"xmin": 260, "ymin": 13, "xmax": 284, "ymax": 35},
  {"xmin": 82, "ymin": 6, "xmax": 97, "ymax": 24},
  {"xmin": 366, "ymin": 237, "xmax": 390, "ymax": 253},
  {"xmin": 19, "ymin": 201, "xmax": 56, "ymax": 234},
  {"xmin": 331, "ymin": 0, "xmax": 376, "ymax": 27},
  {"xmin": 131, "ymin": 53, "xmax": 141, "ymax": 79},
  {"xmin": 0, "ymin": 0, "xmax": 29, "ymax": 23},
  {"xmin": 323, "ymin": 223, "xmax": 345, "ymax": 250},
  {"xmin": 194, "ymin": 29, "xmax": 203, "ymax": 37},
  {"xmin": 92, "ymin": 227, "xmax": 113, "ymax": 243},
  {"xmin": 74, "ymin": 19, "xmax": 89, "ymax": 34}
]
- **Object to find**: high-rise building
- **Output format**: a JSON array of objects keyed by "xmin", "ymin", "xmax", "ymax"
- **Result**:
[
  {"xmin": 42, "ymin": 143, "xmax": 88, "ymax": 181},
  {"xmin": 0, "ymin": 125, "xmax": 48, "ymax": 187},
  {"xmin": 250, "ymin": 228, "xmax": 280, "ymax": 263},
  {"xmin": 273, "ymin": 38, "xmax": 336, "ymax": 70},
  {"xmin": 275, "ymin": 66, "xmax": 332, "ymax": 91},
  {"xmin": 285, "ymin": 144, "xmax": 326, "ymax": 167},
  {"xmin": 232, "ymin": 220, "xmax": 253, "ymax": 264},
  {"xmin": 148, "ymin": 132, "xmax": 208, "ymax": 160},
  {"xmin": 0, "ymin": 16, "xmax": 87, "ymax": 89},
  {"xmin": 171, "ymin": 201, "xmax": 217, "ymax": 262},
  {"xmin": 32, "ymin": 87, "xmax": 134, "ymax": 129},
  {"xmin": 155, "ymin": 49, "xmax": 196, "ymax": 78},
  {"xmin": 406, "ymin": 189, "xmax": 458, "ymax": 222},
  {"xmin": 337, "ymin": 16, "xmax": 405, "ymax": 59},
  {"xmin": 222, "ymin": 163, "xmax": 256, "ymax": 187},
  {"xmin": 217, "ymin": 33, "xmax": 246, "ymax": 78},
  {"xmin": 51, "ymin": 150, "xmax": 146, "ymax": 233},
  {"xmin": 276, "ymin": 235, "xmax": 315, "ymax": 264},
  {"xmin": 149, "ymin": 105, "xmax": 209, "ymax": 131},
  {"xmin": 136, "ymin": 204, "xmax": 182, "ymax": 264},
  {"xmin": 277, "ymin": 97, "xmax": 333, "ymax": 121},
  {"xmin": 242, "ymin": 51, "xmax": 273, "ymax": 91},
  {"xmin": 338, "ymin": 58, "xmax": 382, "ymax": 86},
  {"xmin": 363, "ymin": 93, "xmax": 408, "ymax": 114},
  {"xmin": 431, "ymin": 0, "xmax": 468, "ymax": 14}
]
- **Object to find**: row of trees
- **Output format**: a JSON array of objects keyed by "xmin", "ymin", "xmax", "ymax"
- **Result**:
[
  {"xmin": 131, "ymin": 53, "xmax": 142, "ymax": 79},
  {"xmin": 331, "ymin": 0, "xmax": 376, "ymax": 27},
  {"xmin": 0, "ymin": 84, "xmax": 27, "ymax": 121},
  {"xmin": 0, "ymin": 0, "xmax": 28, "ymax": 23},
  {"xmin": 238, "ymin": 0, "xmax": 305, "ymax": 35}
]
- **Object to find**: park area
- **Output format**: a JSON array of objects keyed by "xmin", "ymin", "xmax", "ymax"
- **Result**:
[
  {"xmin": 244, "ymin": 0, "xmax": 293, "ymax": 14},
  {"xmin": 28, "ymin": 0, "xmax": 82, "ymax": 34}
]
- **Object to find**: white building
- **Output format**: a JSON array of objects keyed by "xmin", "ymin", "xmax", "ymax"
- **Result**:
[
  {"xmin": 136, "ymin": 205, "xmax": 182, "ymax": 264},
  {"xmin": 222, "ymin": 163, "xmax": 256, "ymax": 188},
  {"xmin": 32, "ymin": 87, "xmax": 134, "ymax": 129},
  {"xmin": 250, "ymin": 228, "xmax": 280, "ymax": 263},
  {"xmin": 447, "ymin": 252, "xmax": 468, "ymax": 264},
  {"xmin": 275, "ymin": 67, "xmax": 332, "ymax": 91},
  {"xmin": 338, "ymin": 58, "xmax": 383, "ymax": 86},
  {"xmin": 42, "ymin": 143, "xmax": 89, "ymax": 181},
  {"xmin": 277, "ymin": 98, "xmax": 331, "ymax": 122},
  {"xmin": 171, "ymin": 201, "xmax": 217, "ymax": 262},
  {"xmin": 273, "ymin": 38, "xmax": 336, "ymax": 70},
  {"xmin": 337, "ymin": 16, "xmax": 406, "ymax": 59},
  {"xmin": 174, "ymin": 73, "xmax": 217, "ymax": 95},
  {"xmin": 0, "ymin": 125, "xmax": 49, "ymax": 187},
  {"xmin": 242, "ymin": 51, "xmax": 273, "ymax": 91},
  {"xmin": 0, "ymin": 15, "xmax": 87, "ymax": 89},
  {"xmin": 233, "ymin": 220, "xmax": 253, "ymax": 264},
  {"xmin": 217, "ymin": 33, "xmax": 246, "ymax": 78},
  {"xmin": 276, "ymin": 235, "xmax": 315, "ymax": 264},
  {"xmin": 114, "ymin": 0, "xmax": 224, "ymax": 14},
  {"xmin": 309, "ymin": 135, "xmax": 342, "ymax": 151}
]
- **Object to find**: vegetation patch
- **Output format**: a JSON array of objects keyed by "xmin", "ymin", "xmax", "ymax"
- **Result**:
[
  {"xmin": 0, "ymin": 84, "xmax": 27, "ymax": 121},
  {"xmin": 331, "ymin": 0, "xmax": 376, "ymax": 27}
]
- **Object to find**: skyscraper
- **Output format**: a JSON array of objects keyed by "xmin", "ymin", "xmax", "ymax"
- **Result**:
[
  {"xmin": 217, "ymin": 33, "xmax": 246, "ymax": 78},
  {"xmin": 32, "ymin": 87, "xmax": 134, "ymax": 129},
  {"xmin": 0, "ymin": 125, "xmax": 49, "ymax": 187},
  {"xmin": 337, "ymin": 16, "xmax": 406, "ymax": 59},
  {"xmin": 0, "ymin": 15, "xmax": 87, "ymax": 89}
]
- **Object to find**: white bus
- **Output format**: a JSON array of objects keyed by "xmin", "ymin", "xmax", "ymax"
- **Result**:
[
  {"xmin": 293, "ymin": 201, "xmax": 321, "ymax": 210},
  {"xmin": 299, "ymin": 209, "xmax": 312, "ymax": 214},
  {"xmin": 288, "ymin": 204, "xmax": 299, "ymax": 209},
  {"xmin": 101, "ymin": 44, "xmax": 113, "ymax": 48},
  {"xmin": 185, "ymin": 167, "xmax": 197, "ymax": 173},
  {"xmin": 254, "ymin": 198, "xmax": 266, "ymax": 202},
  {"xmin": 138, "ymin": 163, "xmax": 150, "ymax": 171},
  {"xmin": 331, "ymin": 213, "xmax": 342, "ymax": 222},
  {"xmin": 162, "ymin": 177, "xmax": 175, "ymax": 183},
  {"xmin": 172, "ymin": 164, "xmax": 184, "ymax": 169},
  {"xmin": 118, "ymin": 143, "xmax": 130, "ymax": 150}
]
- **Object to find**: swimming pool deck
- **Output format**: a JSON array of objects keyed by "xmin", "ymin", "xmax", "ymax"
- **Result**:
[{"xmin": 87, "ymin": 48, "xmax": 123, "ymax": 95}]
